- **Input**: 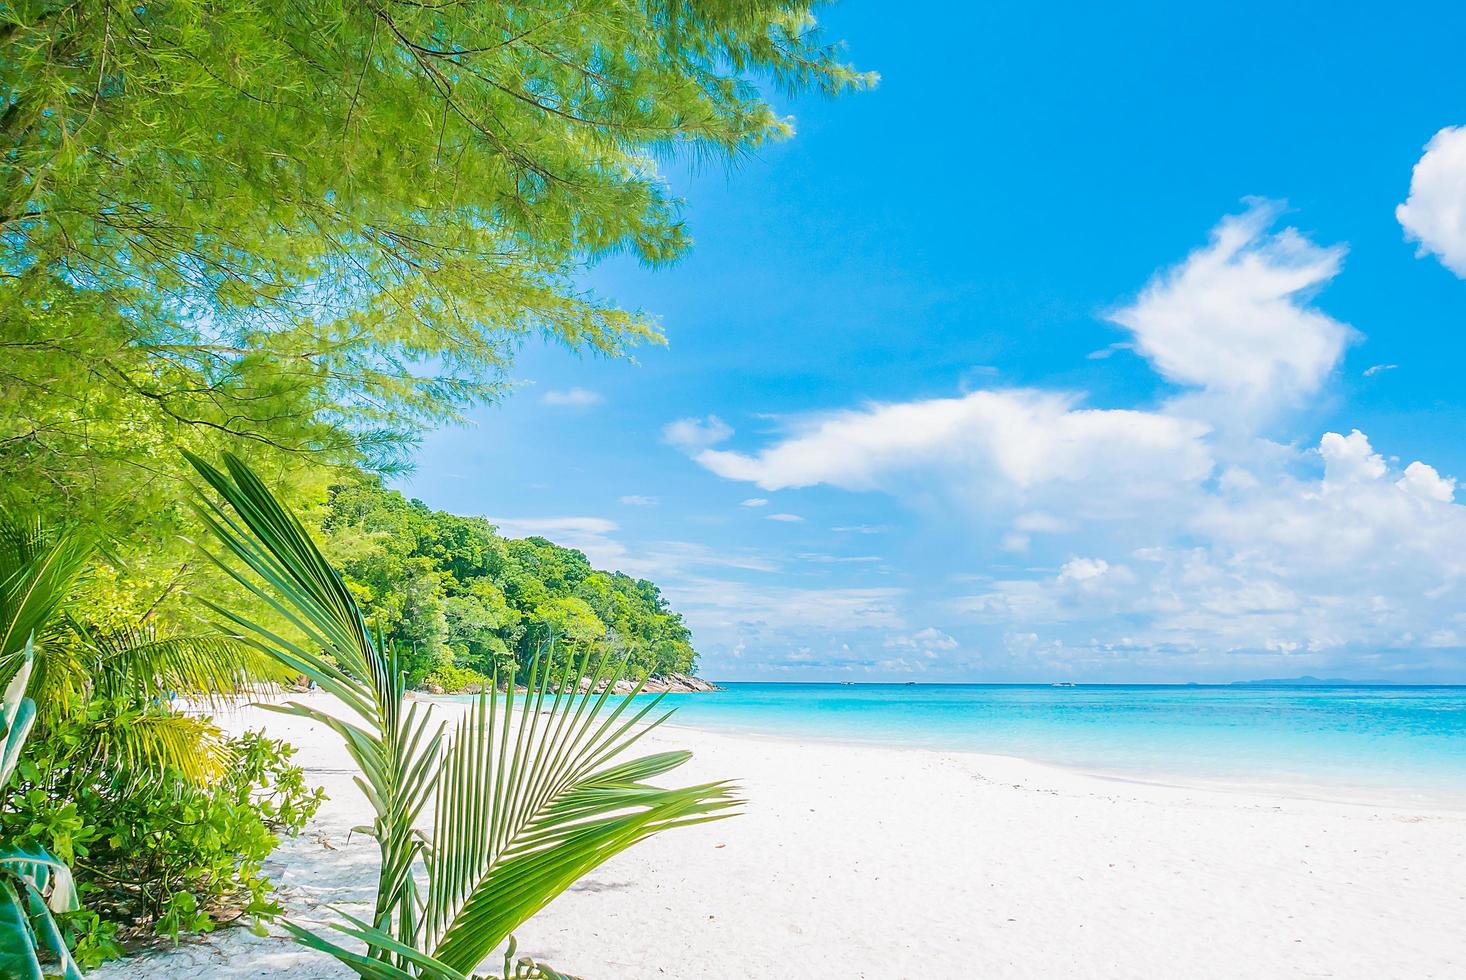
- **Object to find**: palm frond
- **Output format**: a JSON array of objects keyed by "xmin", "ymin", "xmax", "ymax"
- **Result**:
[
  {"xmin": 85, "ymin": 624, "xmax": 296, "ymax": 706},
  {"xmin": 1, "ymin": 643, "xmax": 37, "ymax": 788},
  {"xmin": 187, "ymin": 451, "xmax": 740, "ymax": 978},
  {"xmin": 91, "ymin": 711, "xmax": 233, "ymax": 787},
  {"xmin": 0, "ymin": 514, "xmax": 95, "ymax": 693},
  {"xmin": 424, "ymin": 661, "xmax": 739, "ymax": 971}
]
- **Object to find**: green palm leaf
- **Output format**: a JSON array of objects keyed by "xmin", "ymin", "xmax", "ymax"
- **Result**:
[
  {"xmin": 424, "ymin": 665, "xmax": 739, "ymax": 971},
  {"xmin": 91, "ymin": 710, "xmax": 233, "ymax": 787},
  {"xmin": 187, "ymin": 451, "xmax": 740, "ymax": 977},
  {"xmin": 84, "ymin": 624, "xmax": 297, "ymax": 707},
  {"xmin": 0, "ymin": 514, "xmax": 95, "ymax": 701}
]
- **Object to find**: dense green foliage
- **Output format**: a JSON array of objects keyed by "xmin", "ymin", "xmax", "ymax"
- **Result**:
[
  {"xmin": 1, "ymin": 719, "xmax": 324, "ymax": 966},
  {"xmin": 0, "ymin": 509, "xmax": 288, "ymax": 782},
  {"xmin": 189, "ymin": 451, "xmax": 737, "ymax": 979},
  {"xmin": 0, "ymin": 508, "xmax": 323, "ymax": 967},
  {"xmin": 1, "ymin": 0, "xmax": 866, "ymax": 968},
  {"xmin": 1, "ymin": 0, "xmax": 872, "ymax": 558},
  {"xmin": 323, "ymin": 479, "xmax": 699, "ymax": 688}
]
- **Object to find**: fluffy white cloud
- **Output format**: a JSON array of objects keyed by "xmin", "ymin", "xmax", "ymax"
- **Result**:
[
  {"xmin": 541, "ymin": 387, "xmax": 603, "ymax": 407},
  {"xmin": 956, "ymin": 430, "xmax": 1466, "ymax": 667},
  {"xmin": 741, "ymin": 497, "xmax": 769, "ymax": 507},
  {"xmin": 1109, "ymin": 201, "xmax": 1352, "ymax": 414},
  {"xmin": 1319, "ymin": 429, "xmax": 1386, "ymax": 485},
  {"xmin": 662, "ymin": 415, "xmax": 733, "ymax": 451},
  {"xmin": 688, "ymin": 389, "xmax": 1212, "ymax": 504},
  {"xmin": 766, "ymin": 512, "xmax": 804, "ymax": 523},
  {"xmin": 1398, "ymin": 462, "xmax": 1456, "ymax": 503},
  {"xmin": 1397, "ymin": 126, "xmax": 1466, "ymax": 276},
  {"xmin": 884, "ymin": 627, "xmax": 959, "ymax": 656},
  {"xmin": 1058, "ymin": 557, "xmax": 1110, "ymax": 583}
]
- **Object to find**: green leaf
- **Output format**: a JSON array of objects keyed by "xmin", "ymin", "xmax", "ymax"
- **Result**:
[{"xmin": 0, "ymin": 880, "xmax": 44, "ymax": 980}]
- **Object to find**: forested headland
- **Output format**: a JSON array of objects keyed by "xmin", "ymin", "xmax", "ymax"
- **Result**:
[{"xmin": 323, "ymin": 479, "xmax": 698, "ymax": 690}]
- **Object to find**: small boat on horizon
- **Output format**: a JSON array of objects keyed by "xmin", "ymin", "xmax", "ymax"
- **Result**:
[{"xmin": 1051, "ymin": 681, "xmax": 1077, "ymax": 687}]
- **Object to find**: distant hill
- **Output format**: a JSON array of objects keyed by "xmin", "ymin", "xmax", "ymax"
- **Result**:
[
  {"xmin": 320, "ymin": 478, "xmax": 700, "ymax": 690},
  {"xmin": 1229, "ymin": 675, "xmax": 1370, "ymax": 687}
]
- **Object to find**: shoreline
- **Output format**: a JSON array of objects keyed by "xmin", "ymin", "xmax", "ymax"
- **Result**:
[
  {"xmin": 242, "ymin": 689, "xmax": 1466, "ymax": 809},
  {"xmin": 651, "ymin": 715, "xmax": 1466, "ymax": 814},
  {"xmin": 96, "ymin": 692, "xmax": 1466, "ymax": 979}
]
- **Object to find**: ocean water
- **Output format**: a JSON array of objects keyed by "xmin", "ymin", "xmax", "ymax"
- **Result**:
[{"xmin": 645, "ymin": 683, "xmax": 1466, "ymax": 805}]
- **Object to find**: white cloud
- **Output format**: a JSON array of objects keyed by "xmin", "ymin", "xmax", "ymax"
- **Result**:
[
  {"xmin": 685, "ymin": 389, "xmax": 1212, "ymax": 503},
  {"xmin": 488, "ymin": 516, "xmax": 625, "ymax": 567},
  {"xmin": 662, "ymin": 415, "xmax": 733, "ymax": 451},
  {"xmin": 1363, "ymin": 363, "xmax": 1398, "ymax": 377},
  {"xmin": 1319, "ymin": 429, "xmax": 1386, "ymax": 486},
  {"xmin": 1058, "ymin": 557, "xmax": 1110, "ymax": 583},
  {"xmin": 541, "ymin": 387, "xmax": 603, "ymax": 407},
  {"xmin": 490, "ymin": 515, "xmax": 618, "ymax": 539},
  {"xmin": 741, "ymin": 497, "xmax": 769, "ymax": 507},
  {"xmin": 1397, "ymin": 126, "xmax": 1466, "ymax": 276},
  {"xmin": 1015, "ymin": 511, "xmax": 1069, "ymax": 533},
  {"xmin": 1397, "ymin": 461, "xmax": 1455, "ymax": 503},
  {"xmin": 486, "ymin": 516, "xmax": 778, "ymax": 579},
  {"xmin": 1109, "ymin": 200, "xmax": 1352, "ymax": 415},
  {"xmin": 884, "ymin": 627, "xmax": 959, "ymax": 656},
  {"xmin": 766, "ymin": 512, "xmax": 804, "ymax": 523},
  {"xmin": 1086, "ymin": 342, "xmax": 1133, "ymax": 360},
  {"xmin": 618, "ymin": 495, "xmax": 658, "ymax": 506},
  {"xmin": 669, "ymin": 579, "xmax": 907, "ymax": 631},
  {"xmin": 953, "ymin": 430, "xmax": 1466, "ymax": 667}
]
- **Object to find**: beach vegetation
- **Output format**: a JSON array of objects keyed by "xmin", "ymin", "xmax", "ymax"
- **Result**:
[
  {"xmin": 0, "ymin": 0, "xmax": 866, "ymax": 969},
  {"xmin": 1, "ymin": 720, "xmax": 324, "ymax": 965},
  {"xmin": 0, "ymin": 509, "xmax": 323, "ymax": 962},
  {"xmin": 189, "ymin": 451, "xmax": 740, "ymax": 978}
]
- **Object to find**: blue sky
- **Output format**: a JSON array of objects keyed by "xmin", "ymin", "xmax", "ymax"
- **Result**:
[{"xmin": 398, "ymin": 1, "xmax": 1466, "ymax": 683}]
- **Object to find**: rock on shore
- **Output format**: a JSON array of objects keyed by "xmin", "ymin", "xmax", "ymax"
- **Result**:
[
  {"xmin": 577, "ymin": 672, "xmax": 723, "ymax": 695},
  {"xmin": 640, "ymin": 672, "xmax": 723, "ymax": 693}
]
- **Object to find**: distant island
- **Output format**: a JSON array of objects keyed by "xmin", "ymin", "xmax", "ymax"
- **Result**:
[{"xmin": 1229, "ymin": 675, "xmax": 1374, "ymax": 687}]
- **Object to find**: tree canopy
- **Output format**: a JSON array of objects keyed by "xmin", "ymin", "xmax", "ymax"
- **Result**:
[
  {"xmin": 1, "ymin": 0, "xmax": 871, "ymax": 540},
  {"xmin": 323, "ymin": 478, "xmax": 699, "ymax": 684}
]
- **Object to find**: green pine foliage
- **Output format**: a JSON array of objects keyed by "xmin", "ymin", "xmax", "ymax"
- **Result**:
[
  {"xmin": 322, "ymin": 478, "xmax": 699, "ymax": 687},
  {"xmin": 0, "ymin": 0, "xmax": 873, "ymax": 550}
]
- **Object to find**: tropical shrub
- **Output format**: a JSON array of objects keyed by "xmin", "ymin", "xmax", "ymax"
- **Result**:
[
  {"xmin": 0, "ymin": 713, "xmax": 325, "ymax": 965},
  {"xmin": 189, "ymin": 451, "xmax": 740, "ymax": 978},
  {"xmin": 0, "ymin": 508, "xmax": 322, "ymax": 964}
]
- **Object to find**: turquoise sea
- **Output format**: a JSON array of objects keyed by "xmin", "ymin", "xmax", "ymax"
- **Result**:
[{"xmin": 648, "ymin": 683, "xmax": 1466, "ymax": 805}]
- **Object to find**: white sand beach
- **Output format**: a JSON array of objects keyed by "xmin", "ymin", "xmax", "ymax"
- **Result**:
[{"xmin": 98, "ymin": 693, "xmax": 1466, "ymax": 980}]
